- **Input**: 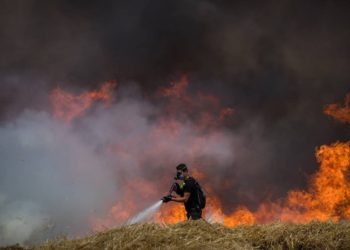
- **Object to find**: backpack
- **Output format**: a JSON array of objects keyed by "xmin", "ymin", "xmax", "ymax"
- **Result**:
[{"xmin": 193, "ymin": 178, "xmax": 206, "ymax": 209}]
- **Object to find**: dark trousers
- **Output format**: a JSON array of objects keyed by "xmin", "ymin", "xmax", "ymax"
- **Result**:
[{"xmin": 186, "ymin": 207, "xmax": 202, "ymax": 220}]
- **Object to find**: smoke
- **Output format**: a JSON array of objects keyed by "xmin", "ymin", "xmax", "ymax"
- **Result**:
[
  {"xmin": 0, "ymin": 83, "xmax": 238, "ymax": 245},
  {"xmin": 0, "ymin": 199, "xmax": 48, "ymax": 245},
  {"xmin": 0, "ymin": 110, "xmax": 118, "ymax": 245},
  {"xmin": 1, "ymin": 0, "xmax": 350, "ymax": 246}
]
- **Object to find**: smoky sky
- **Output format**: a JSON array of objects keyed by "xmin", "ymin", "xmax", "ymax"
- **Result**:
[{"xmin": 1, "ymin": 0, "xmax": 350, "ymax": 245}]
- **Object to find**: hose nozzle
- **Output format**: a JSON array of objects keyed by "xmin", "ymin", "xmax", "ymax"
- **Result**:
[{"xmin": 161, "ymin": 195, "xmax": 172, "ymax": 203}]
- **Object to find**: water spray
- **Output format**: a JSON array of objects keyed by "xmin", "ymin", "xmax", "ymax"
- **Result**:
[
  {"xmin": 127, "ymin": 200, "xmax": 163, "ymax": 224},
  {"xmin": 126, "ymin": 180, "xmax": 177, "ymax": 224}
]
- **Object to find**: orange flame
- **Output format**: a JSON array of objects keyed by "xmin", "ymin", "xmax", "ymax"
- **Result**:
[
  {"xmin": 156, "ymin": 203, "xmax": 187, "ymax": 224},
  {"xmin": 50, "ymin": 81, "xmax": 116, "ymax": 122},
  {"xmin": 324, "ymin": 93, "xmax": 350, "ymax": 123},
  {"xmin": 159, "ymin": 75, "xmax": 188, "ymax": 98},
  {"xmin": 293, "ymin": 142, "xmax": 350, "ymax": 220},
  {"xmin": 159, "ymin": 142, "xmax": 350, "ymax": 226},
  {"xmin": 158, "ymin": 75, "xmax": 234, "ymax": 130},
  {"xmin": 49, "ymin": 77, "xmax": 350, "ymax": 228}
]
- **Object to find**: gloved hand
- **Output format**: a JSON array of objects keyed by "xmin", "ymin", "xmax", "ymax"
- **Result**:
[{"xmin": 162, "ymin": 195, "xmax": 172, "ymax": 203}]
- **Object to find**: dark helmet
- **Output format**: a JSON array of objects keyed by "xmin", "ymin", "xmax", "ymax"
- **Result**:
[{"xmin": 176, "ymin": 163, "xmax": 188, "ymax": 172}]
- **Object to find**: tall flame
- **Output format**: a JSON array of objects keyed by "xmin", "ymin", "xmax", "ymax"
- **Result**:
[
  {"xmin": 161, "ymin": 141, "xmax": 350, "ymax": 226},
  {"xmin": 268, "ymin": 142, "xmax": 350, "ymax": 223}
]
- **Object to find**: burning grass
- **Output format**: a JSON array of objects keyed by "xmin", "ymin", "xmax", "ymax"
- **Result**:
[{"xmin": 2, "ymin": 220, "xmax": 350, "ymax": 250}]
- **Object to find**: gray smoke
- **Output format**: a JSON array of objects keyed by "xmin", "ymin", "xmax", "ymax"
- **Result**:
[
  {"xmin": 0, "ymin": 110, "xmax": 117, "ymax": 245},
  {"xmin": 0, "ymin": 85, "xmax": 237, "ymax": 245},
  {"xmin": 1, "ymin": 0, "xmax": 350, "ymax": 246}
]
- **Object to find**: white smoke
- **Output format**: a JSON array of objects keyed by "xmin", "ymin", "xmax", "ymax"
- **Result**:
[
  {"xmin": 0, "ymin": 111, "xmax": 117, "ymax": 245},
  {"xmin": 0, "ymin": 85, "xmax": 236, "ymax": 246},
  {"xmin": 0, "ymin": 199, "xmax": 48, "ymax": 245}
]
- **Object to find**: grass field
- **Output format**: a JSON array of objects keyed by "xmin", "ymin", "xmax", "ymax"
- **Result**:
[{"xmin": 1, "ymin": 220, "xmax": 350, "ymax": 250}]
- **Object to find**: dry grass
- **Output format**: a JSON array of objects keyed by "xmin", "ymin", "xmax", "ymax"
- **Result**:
[{"xmin": 2, "ymin": 220, "xmax": 350, "ymax": 250}]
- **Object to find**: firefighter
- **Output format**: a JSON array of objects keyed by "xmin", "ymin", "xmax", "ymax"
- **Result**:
[{"xmin": 162, "ymin": 163, "xmax": 205, "ymax": 220}]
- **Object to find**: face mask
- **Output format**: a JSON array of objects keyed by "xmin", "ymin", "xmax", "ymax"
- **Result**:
[{"xmin": 175, "ymin": 171, "xmax": 184, "ymax": 180}]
